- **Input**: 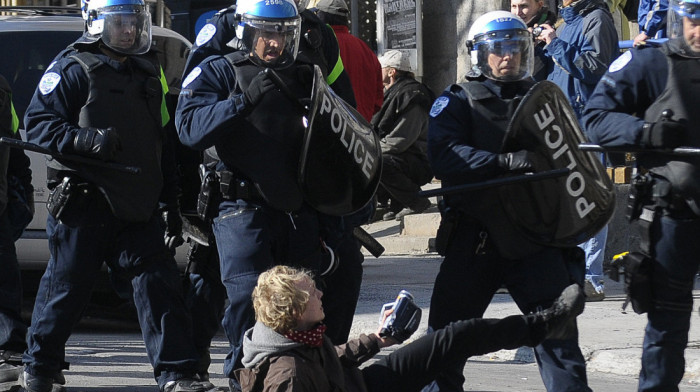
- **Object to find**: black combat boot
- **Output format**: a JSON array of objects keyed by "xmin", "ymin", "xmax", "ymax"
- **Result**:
[
  {"xmin": 528, "ymin": 283, "xmax": 585, "ymax": 342},
  {"xmin": 18, "ymin": 369, "xmax": 66, "ymax": 392}
]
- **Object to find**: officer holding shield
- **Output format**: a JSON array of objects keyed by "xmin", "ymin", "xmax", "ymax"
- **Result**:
[
  {"xmin": 175, "ymin": 1, "xmax": 368, "ymax": 390},
  {"xmin": 422, "ymin": 11, "xmax": 590, "ymax": 392},
  {"xmin": 583, "ymin": 0, "xmax": 700, "ymax": 389}
]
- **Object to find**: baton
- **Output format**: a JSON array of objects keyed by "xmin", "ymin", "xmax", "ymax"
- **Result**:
[
  {"xmin": 353, "ymin": 226, "xmax": 385, "ymax": 258},
  {"xmin": 264, "ymin": 68, "xmax": 308, "ymax": 114},
  {"xmin": 618, "ymin": 38, "xmax": 667, "ymax": 49},
  {"xmin": 419, "ymin": 168, "xmax": 570, "ymax": 198},
  {"xmin": 0, "ymin": 137, "xmax": 141, "ymax": 174},
  {"xmin": 579, "ymin": 143, "xmax": 700, "ymax": 156}
]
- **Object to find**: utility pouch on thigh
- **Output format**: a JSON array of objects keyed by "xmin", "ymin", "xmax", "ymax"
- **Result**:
[
  {"xmin": 622, "ymin": 252, "xmax": 653, "ymax": 314},
  {"xmin": 435, "ymin": 201, "xmax": 459, "ymax": 256},
  {"xmin": 197, "ymin": 164, "xmax": 221, "ymax": 221},
  {"xmin": 46, "ymin": 176, "xmax": 75, "ymax": 219}
]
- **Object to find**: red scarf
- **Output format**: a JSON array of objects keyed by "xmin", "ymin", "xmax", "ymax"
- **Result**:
[{"xmin": 284, "ymin": 324, "xmax": 327, "ymax": 347}]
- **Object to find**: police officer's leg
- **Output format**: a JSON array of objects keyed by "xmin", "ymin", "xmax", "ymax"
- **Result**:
[
  {"xmin": 639, "ymin": 215, "xmax": 700, "ymax": 391},
  {"xmin": 114, "ymin": 213, "xmax": 200, "ymax": 389},
  {"xmin": 185, "ymin": 241, "xmax": 226, "ymax": 378},
  {"xmin": 24, "ymin": 193, "xmax": 111, "ymax": 383},
  {"xmin": 213, "ymin": 200, "xmax": 276, "ymax": 382},
  {"xmin": 506, "ymin": 247, "xmax": 590, "ymax": 392},
  {"xmin": 423, "ymin": 221, "xmax": 501, "ymax": 392},
  {"xmin": 0, "ymin": 210, "xmax": 27, "ymax": 355}
]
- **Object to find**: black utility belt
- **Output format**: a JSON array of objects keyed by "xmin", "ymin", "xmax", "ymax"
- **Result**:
[{"xmin": 217, "ymin": 171, "xmax": 263, "ymax": 202}]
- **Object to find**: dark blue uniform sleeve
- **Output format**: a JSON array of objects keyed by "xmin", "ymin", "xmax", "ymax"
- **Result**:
[
  {"xmin": 175, "ymin": 56, "xmax": 247, "ymax": 151},
  {"xmin": 427, "ymin": 87, "xmax": 504, "ymax": 185},
  {"xmin": 582, "ymin": 47, "xmax": 668, "ymax": 147},
  {"xmin": 182, "ymin": 7, "xmax": 238, "ymax": 78},
  {"xmin": 23, "ymin": 58, "xmax": 90, "ymax": 154}
]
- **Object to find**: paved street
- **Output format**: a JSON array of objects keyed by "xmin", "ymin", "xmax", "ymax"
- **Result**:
[{"xmin": 5, "ymin": 255, "xmax": 700, "ymax": 391}]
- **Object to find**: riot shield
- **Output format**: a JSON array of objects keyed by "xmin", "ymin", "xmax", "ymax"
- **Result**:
[
  {"xmin": 501, "ymin": 80, "xmax": 615, "ymax": 246},
  {"xmin": 299, "ymin": 66, "xmax": 382, "ymax": 216}
]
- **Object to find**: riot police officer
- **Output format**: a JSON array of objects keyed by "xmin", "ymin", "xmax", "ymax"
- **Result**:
[
  {"xmin": 175, "ymin": 1, "xmax": 352, "ymax": 390},
  {"xmin": 21, "ymin": 0, "xmax": 210, "ymax": 391},
  {"xmin": 422, "ymin": 11, "xmax": 590, "ymax": 392},
  {"xmin": 181, "ymin": 0, "xmax": 368, "ymax": 364},
  {"xmin": 583, "ymin": 0, "xmax": 700, "ymax": 389}
]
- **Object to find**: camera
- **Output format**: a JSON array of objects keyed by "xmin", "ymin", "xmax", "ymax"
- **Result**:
[
  {"xmin": 532, "ymin": 26, "xmax": 543, "ymax": 37},
  {"xmin": 378, "ymin": 290, "xmax": 422, "ymax": 343}
]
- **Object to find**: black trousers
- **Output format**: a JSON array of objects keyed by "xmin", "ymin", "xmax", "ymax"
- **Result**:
[{"xmin": 361, "ymin": 314, "xmax": 539, "ymax": 392}]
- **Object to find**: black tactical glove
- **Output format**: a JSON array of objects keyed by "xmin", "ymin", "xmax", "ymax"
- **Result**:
[
  {"xmin": 243, "ymin": 71, "xmax": 276, "ymax": 109},
  {"xmin": 73, "ymin": 127, "xmax": 121, "ymax": 161},
  {"xmin": 497, "ymin": 150, "xmax": 534, "ymax": 173},
  {"xmin": 641, "ymin": 121, "xmax": 685, "ymax": 149},
  {"xmin": 162, "ymin": 205, "xmax": 184, "ymax": 252}
]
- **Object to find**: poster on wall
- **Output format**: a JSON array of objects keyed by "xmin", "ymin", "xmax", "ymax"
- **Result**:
[{"xmin": 377, "ymin": 0, "xmax": 422, "ymax": 78}]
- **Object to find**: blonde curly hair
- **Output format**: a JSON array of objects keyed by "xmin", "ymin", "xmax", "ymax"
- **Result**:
[{"xmin": 252, "ymin": 265, "xmax": 315, "ymax": 333}]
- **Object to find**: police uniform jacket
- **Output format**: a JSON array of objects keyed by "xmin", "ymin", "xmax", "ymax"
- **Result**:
[
  {"xmin": 23, "ymin": 41, "xmax": 178, "ymax": 222},
  {"xmin": 545, "ymin": 0, "xmax": 619, "ymax": 118},
  {"xmin": 583, "ymin": 38, "xmax": 700, "ymax": 211},
  {"xmin": 175, "ymin": 51, "xmax": 316, "ymax": 212}
]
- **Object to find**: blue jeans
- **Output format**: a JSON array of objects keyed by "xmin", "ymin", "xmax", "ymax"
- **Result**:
[
  {"xmin": 424, "ymin": 219, "xmax": 590, "ymax": 392},
  {"xmin": 0, "ymin": 209, "xmax": 27, "ymax": 353},
  {"xmin": 23, "ymin": 189, "xmax": 199, "ymax": 389},
  {"xmin": 638, "ymin": 214, "xmax": 700, "ymax": 391},
  {"xmin": 213, "ymin": 199, "xmax": 321, "ymax": 379},
  {"xmin": 578, "ymin": 225, "xmax": 608, "ymax": 291}
]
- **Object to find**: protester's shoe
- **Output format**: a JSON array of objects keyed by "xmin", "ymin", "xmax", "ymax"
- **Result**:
[
  {"xmin": 18, "ymin": 369, "xmax": 66, "ymax": 392},
  {"xmin": 0, "ymin": 350, "xmax": 22, "ymax": 383},
  {"xmin": 382, "ymin": 211, "xmax": 397, "ymax": 221},
  {"xmin": 584, "ymin": 280, "xmax": 605, "ymax": 302},
  {"xmin": 162, "ymin": 378, "xmax": 218, "ymax": 392},
  {"xmin": 530, "ymin": 283, "xmax": 585, "ymax": 341},
  {"xmin": 395, "ymin": 198, "xmax": 431, "ymax": 221}
]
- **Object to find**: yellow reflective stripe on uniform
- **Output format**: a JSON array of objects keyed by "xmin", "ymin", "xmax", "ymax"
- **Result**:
[
  {"xmin": 159, "ymin": 67, "xmax": 170, "ymax": 127},
  {"xmin": 326, "ymin": 26, "xmax": 344, "ymax": 86},
  {"xmin": 10, "ymin": 99, "xmax": 18, "ymax": 134}
]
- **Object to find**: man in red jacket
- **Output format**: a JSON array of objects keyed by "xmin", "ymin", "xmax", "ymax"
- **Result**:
[{"xmin": 314, "ymin": 0, "xmax": 383, "ymax": 122}]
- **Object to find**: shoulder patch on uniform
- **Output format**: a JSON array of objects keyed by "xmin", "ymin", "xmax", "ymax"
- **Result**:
[
  {"xmin": 195, "ymin": 24, "xmax": 217, "ymax": 47},
  {"xmin": 38, "ymin": 72, "xmax": 61, "ymax": 95},
  {"xmin": 46, "ymin": 61, "xmax": 58, "ymax": 71},
  {"xmin": 182, "ymin": 67, "xmax": 202, "ymax": 88},
  {"xmin": 430, "ymin": 96, "xmax": 450, "ymax": 117},
  {"xmin": 609, "ymin": 50, "xmax": 632, "ymax": 73}
]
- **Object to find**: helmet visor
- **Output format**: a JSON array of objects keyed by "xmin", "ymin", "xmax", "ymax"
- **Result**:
[
  {"xmin": 474, "ymin": 31, "xmax": 533, "ymax": 81},
  {"xmin": 99, "ymin": 5, "xmax": 152, "ymax": 55},
  {"xmin": 242, "ymin": 16, "xmax": 301, "ymax": 69}
]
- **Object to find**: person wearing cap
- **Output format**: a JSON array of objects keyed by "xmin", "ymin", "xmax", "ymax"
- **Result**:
[
  {"xmin": 314, "ymin": 0, "xmax": 383, "ymax": 123},
  {"xmin": 371, "ymin": 50, "xmax": 434, "ymax": 221}
]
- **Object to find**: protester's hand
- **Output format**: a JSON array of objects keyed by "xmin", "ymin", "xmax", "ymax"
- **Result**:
[
  {"xmin": 536, "ymin": 24, "xmax": 556, "ymax": 45},
  {"xmin": 641, "ymin": 120, "xmax": 686, "ymax": 149},
  {"xmin": 633, "ymin": 32, "xmax": 649, "ymax": 47},
  {"xmin": 497, "ymin": 150, "xmax": 534, "ymax": 173},
  {"xmin": 73, "ymin": 127, "xmax": 121, "ymax": 161},
  {"xmin": 243, "ymin": 71, "xmax": 276, "ymax": 109}
]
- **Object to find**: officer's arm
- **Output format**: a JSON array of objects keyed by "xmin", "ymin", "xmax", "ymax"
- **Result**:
[
  {"xmin": 182, "ymin": 8, "xmax": 238, "ymax": 78},
  {"xmin": 321, "ymin": 24, "xmax": 357, "ymax": 107},
  {"xmin": 427, "ymin": 90, "xmax": 504, "ymax": 184},
  {"xmin": 546, "ymin": 11, "xmax": 618, "ymax": 84},
  {"xmin": 23, "ymin": 60, "xmax": 91, "ymax": 153},
  {"xmin": 175, "ymin": 59, "xmax": 242, "ymax": 151},
  {"xmin": 582, "ymin": 49, "xmax": 666, "ymax": 147},
  {"xmin": 380, "ymin": 105, "xmax": 426, "ymax": 154},
  {"xmin": 638, "ymin": 0, "xmax": 669, "ymax": 38}
]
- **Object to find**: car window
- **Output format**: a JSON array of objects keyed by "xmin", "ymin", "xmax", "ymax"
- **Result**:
[{"xmin": 0, "ymin": 30, "xmax": 83, "ymax": 128}]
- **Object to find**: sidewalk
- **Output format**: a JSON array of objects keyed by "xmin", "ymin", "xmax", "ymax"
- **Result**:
[{"xmin": 356, "ymin": 189, "xmax": 700, "ymax": 388}]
